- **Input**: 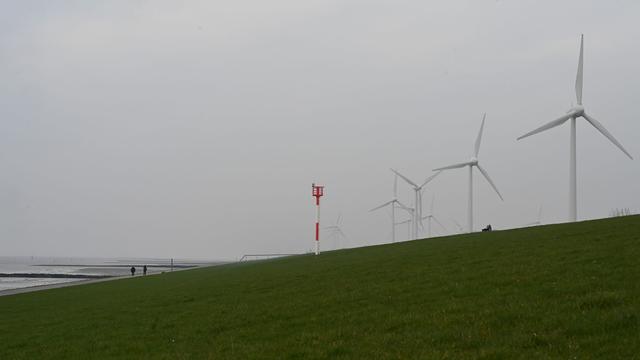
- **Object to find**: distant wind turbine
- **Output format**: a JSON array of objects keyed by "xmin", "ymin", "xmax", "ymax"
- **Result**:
[
  {"xmin": 517, "ymin": 34, "xmax": 632, "ymax": 222},
  {"xmin": 390, "ymin": 169, "xmax": 441, "ymax": 240},
  {"xmin": 324, "ymin": 214, "xmax": 347, "ymax": 249},
  {"xmin": 421, "ymin": 194, "xmax": 446, "ymax": 237},
  {"xmin": 434, "ymin": 114, "xmax": 504, "ymax": 232},
  {"xmin": 370, "ymin": 174, "xmax": 410, "ymax": 243}
]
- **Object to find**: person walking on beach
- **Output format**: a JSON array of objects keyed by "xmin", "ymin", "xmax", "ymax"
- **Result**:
[
  {"xmin": 143, "ymin": 265, "xmax": 147, "ymax": 276},
  {"xmin": 130, "ymin": 266, "xmax": 136, "ymax": 276}
]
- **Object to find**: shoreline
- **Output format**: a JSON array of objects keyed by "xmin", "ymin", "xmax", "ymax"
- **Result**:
[
  {"xmin": 0, "ymin": 262, "xmax": 228, "ymax": 297},
  {"xmin": 32, "ymin": 264, "xmax": 197, "ymax": 269},
  {"xmin": 0, "ymin": 273, "xmax": 113, "ymax": 279},
  {"xmin": 0, "ymin": 276, "xmax": 123, "ymax": 297}
]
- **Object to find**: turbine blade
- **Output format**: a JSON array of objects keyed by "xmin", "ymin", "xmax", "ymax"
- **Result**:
[
  {"xmin": 390, "ymin": 168, "xmax": 418, "ymax": 188},
  {"xmin": 432, "ymin": 216, "xmax": 447, "ymax": 231},
  {"xmin": 537, "ymin": 205, "xmax": 543, "ymax": 222},
  {"xmin": 337, "ymin": 214, "xmax": 342, "ymax": 226},
  {"xmin": 576, "ymin": 34, "xmax": 584, "ymax": 105},
  {"xmin": 476, "ymin": 164, "xmax": 504, "ymax": 201},
  {"xmin": 433, "ymin": 162, "xmax": 472, "ymax": 171},
  {"xmin": 452, "ymin": 219, "xmax": 463, "ymax": 231},
  {"xmin": 395, "ymin": 200, "xmax": 413, "ymax": 214},
  {"xmin": 516, "ymin": 113, "xmax": 573, "ymax": 140},
  {"xmin": 474, "ymin": 113, "xmax": 486, "ymax": 157},
  {"xmin": 393, "ymin": 174, "xmax": 398, "ymax": 198},
  {"xmin": 369, "ymin": 200, "xmax": 394, "ymax": 212},
  {"xmin": 582, "ymin": 113, "xmax": 633, "ymax": 159},
  {"xmin": 431, "ymin": 193, "xmax": 435, "ymax": 214},
  {"xmin": 419, "ymin": 170, "xmax": 441, "ymax": 189}
]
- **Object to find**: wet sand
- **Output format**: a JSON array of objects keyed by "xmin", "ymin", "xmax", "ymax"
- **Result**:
[{"xmin": 0, "ymin": 276, "xmax": 123, "ymax": 297}]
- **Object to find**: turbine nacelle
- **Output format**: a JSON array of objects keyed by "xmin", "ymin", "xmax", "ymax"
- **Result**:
[
  {"xmin": 469, "ymin": 157, "xmax": 478, "ymax": 166},
  {"xmin": 569, "ymin": 105, "xmax": 585, "ymax": 117}
]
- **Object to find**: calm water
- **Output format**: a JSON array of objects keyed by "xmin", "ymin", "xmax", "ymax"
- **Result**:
[{"xmin": 0, "ymin": 256, "xmax": 212, "ymax": 292}]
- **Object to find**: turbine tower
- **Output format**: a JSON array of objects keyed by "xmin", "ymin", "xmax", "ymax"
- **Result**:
[
  {"xmin": 524, "ymin": 205, "xmax": 543, "ymax": 227},
  {"xmin": 390, "ymin": 169, "xmax": 441, "ymax": 240},
  {"xmin": 433, "ymin": 114, "xmax": 503, "ymax": 232},
  {"xmin": 370, "ymin": 174, "xmax": 409, "ymax": 243},
  {"xmin": 517, "ymin": 35, "xmax": 632, "ymax": 222}
]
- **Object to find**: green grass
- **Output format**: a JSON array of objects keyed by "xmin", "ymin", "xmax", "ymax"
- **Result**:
[{"xmin": 1, "ymin": 216, "xmax": 639, "ymax": 359}]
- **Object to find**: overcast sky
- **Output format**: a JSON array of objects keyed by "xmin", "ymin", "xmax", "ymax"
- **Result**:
[{"xmin": 1, "ymin": 1, "xmax": 638, "ymax": 260}]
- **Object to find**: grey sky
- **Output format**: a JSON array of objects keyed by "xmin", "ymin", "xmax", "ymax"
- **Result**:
[{"xmin": 1, "ymin": 1, "xmax": 638, "ymax": 260}]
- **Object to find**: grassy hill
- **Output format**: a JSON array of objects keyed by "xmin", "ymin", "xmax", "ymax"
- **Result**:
[{"xmin": 1, "ymin": 216, "xmax": 639, "ymax": 359}]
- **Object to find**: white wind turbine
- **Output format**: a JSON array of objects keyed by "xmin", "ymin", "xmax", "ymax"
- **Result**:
[
  {"xmin": 390, "ymin": 169, "xmax": 441, "ymax": 240},
  {"xmin": 517, "ymin": 35, "xmax": 632, "ymax": 222},
  {"xmin": 434, "ymin": 114, "xmax": 503, "ymax": 232},
  {"xmin": 370, "ymin": 174, "xmax": 410, "ymax": 243},
  {"xmin": 421, "ymin": 194, "xmax": 446, "ymax": 237},
  {"xmin": 324, "ymin": 214, "xmax": 347, "ymax": 249}
]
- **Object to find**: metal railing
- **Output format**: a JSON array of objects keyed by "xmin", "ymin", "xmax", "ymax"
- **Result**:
[{"xmin": 239, "ymin": 254, "xmax": 299, "ymax": 262}]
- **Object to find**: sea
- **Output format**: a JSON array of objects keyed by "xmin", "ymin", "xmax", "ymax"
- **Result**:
[{"xmin": 0, "ymin": 256, "xmax": 217, "ymax": 293}]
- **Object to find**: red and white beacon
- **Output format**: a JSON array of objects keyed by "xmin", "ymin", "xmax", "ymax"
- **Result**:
[{"xmin": 312, "ymin": 183, "xmax": 324, "ymax": 255}]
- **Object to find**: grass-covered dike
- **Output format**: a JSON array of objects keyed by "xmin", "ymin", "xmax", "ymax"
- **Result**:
[{"xmin": 1, "ymin": 216, "xmax": 639, "ymax": 359}]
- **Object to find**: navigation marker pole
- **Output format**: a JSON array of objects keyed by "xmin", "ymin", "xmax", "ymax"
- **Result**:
[{"xmin": 312, "ymin": 183, "xmax": 324, "ymax": 255}]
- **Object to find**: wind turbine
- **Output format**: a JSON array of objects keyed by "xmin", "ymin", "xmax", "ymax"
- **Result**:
[
  {"xmin": 324, "ymin": 214, "xmax": 347, "ymax": 249},
  {"xmin": 433, "ymin": 114, "xmax": 503, "ymax": 232},
  {"xmin": 517, "ymin": 35, "xmax": 632, "ymax": 222},
  {"xmin": 370, "ymin": 174, "xmax": 410, "ymax": 243},
  {"xmin": 390, "ymin": 169, "xmax": 441, "ymax": 240},
  {"xmin": 421, "ymin": 194, "xmax": 446, "ymax": 237}
]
